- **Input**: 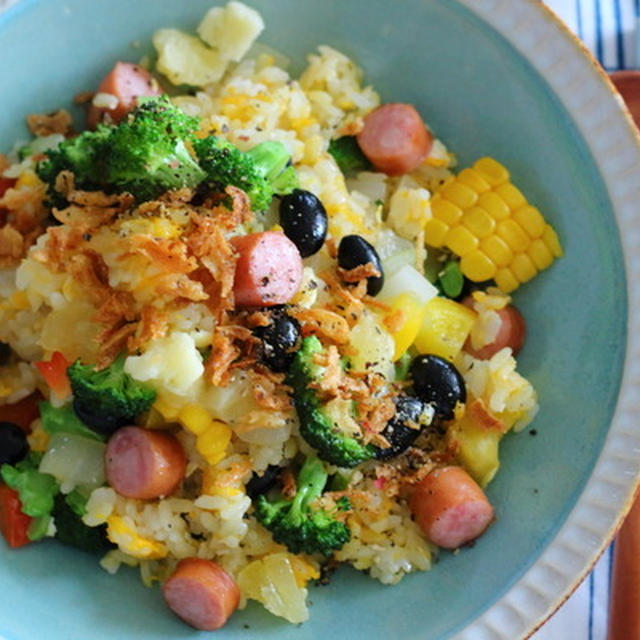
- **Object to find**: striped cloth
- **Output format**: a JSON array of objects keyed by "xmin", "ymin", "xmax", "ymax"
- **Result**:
[{"xmin": 535, "ymin": 4, "xmax": 630, "ymax": 638}]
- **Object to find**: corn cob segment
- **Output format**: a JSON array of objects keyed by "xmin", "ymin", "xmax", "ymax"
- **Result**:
[{"xmin": 425, "ymin": 157, "xmax": 562, "ymax": 292}]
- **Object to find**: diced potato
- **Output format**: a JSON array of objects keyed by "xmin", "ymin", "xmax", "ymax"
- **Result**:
[
  {"xmin": 448, "ymin": 414, "xmax": 501, "ymax": 488},
  {"xmin": 153, "ymin": 29, "xmax": 228, "ymax": 86},
  {"xmin": 237, "ymin": 553, "xmax": 309, "ymax": 624},
  {"xmin": 349, "ymin": 311, "xmax": 395, "ymax": 378},
  {"xmin": 124, "ymin": 332, "xmax": 204, "ymax": 396},
  {"xmin": 414, "ymin": 297, "xmax": 476, "ymax": 361},
  {"xmin": 387, "ymin": 178, "xmax": 432, "ymax": 241},
  {"xmin": 198, "ymin": 1, "xmax": 265, "ymax": 62}
]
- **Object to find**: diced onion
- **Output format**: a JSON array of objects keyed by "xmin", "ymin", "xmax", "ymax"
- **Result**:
[{"xmin": 377, "ymin": 264, "xmax": 438, "ymax": 307}]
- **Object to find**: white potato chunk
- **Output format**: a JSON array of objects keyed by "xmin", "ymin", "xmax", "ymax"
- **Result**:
[
  {"xmin": 153, "ymin": 28, "xmax": 228, "ymax": 86},
  {"xmin": 197, "ymin": 1, "xmax": 265, "ymax": 62}
]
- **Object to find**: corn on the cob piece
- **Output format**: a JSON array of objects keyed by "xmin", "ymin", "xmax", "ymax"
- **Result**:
[{"xmin": 424, "ymin": 157, "xmax": 562, "ymax": 292}]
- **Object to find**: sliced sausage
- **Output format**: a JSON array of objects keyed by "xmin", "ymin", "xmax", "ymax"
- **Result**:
[
  {"xmin": 463, "ymin": 304, "xmax": 526, "ymax": 360},
  {"xmin": 231, "ymin": 231, "xmax": 303, "ymax": 308},
  {"xmin": 357, "ymin": 103, "xmax": 433, "ymax": 176},
  {"xmin": 163, "ymin": 558, "xmax": 240, "ymax": 630},
  {"xmin": 88, "ymin": 62, "xmax": 162, "ymax": 128},
  {"xmin": 409, "ymin": 465, "xmax": 494, "ymax": 549},
  {"xmin": 0, "ymin": 392, "xmax": 43, "ymax": 433},
  {"xmin": 105, "ymin": 426, "xmax": 186, "ymax": 500}
]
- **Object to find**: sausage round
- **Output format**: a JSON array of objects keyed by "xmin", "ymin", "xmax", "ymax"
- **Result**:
[
  {"xmin": 88, "ymin": 62, "xmax": 162, "ymax": 128},
  {"xmin": 409, "ymin": 466, "xmax": 494, "ymax": 549},
  {"xmin": 163, "ymin": 558, "xmax": 240, "ymax": 630},
  {"xmin": 105, "ymin": 426, "xmax": 186, "ymax": 500},
  {"xmin": 463, "ymin": 303, "xmax": 526, "ymax": 360},
  {"xmin": 357, "ymin": 103, "xmax": 433, "ymax": 176},
  {"xmin": 231, "ymin": 231, "xmax": 303, "ymax": 308}
]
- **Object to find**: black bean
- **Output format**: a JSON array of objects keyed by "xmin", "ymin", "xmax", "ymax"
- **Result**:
[
  {"xmin": 374, "ymin": 396, "xmax": 430, "ymax": 460},
  {"xmin": 253, "ymin": 311, "xmax": 301, "ymax": 373},
  {"xmin": 337, "ymin": 235, "xmax": 384, "ymax": 296},
  {"xmin": 409, "ymin": 355, "xmax": 466, "ymax": 420},
  {"xmin": 279, "ymin": 189, "xmax": 328, "ymax": 258},
  {"xmin": 72, "ymin": 399, "xmax": 125, "ymax": 436},
  {"xmin": 246, "ymin": 465, "xmax": 281, "ymax": 499},
  {"xmin": 0, "ymin": 422, "xmax": 29, "ymax": 466}
]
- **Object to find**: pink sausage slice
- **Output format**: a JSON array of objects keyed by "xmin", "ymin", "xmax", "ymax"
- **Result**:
[
  {"xmin": 105, "ymin": 426, "xmax": 186, "ymax": 500},
  {"xmin": 463, "ymin": 303, "xmax": 526, "ymax": 360},
  {"xmin": 357, "ymin": 103, "xmax": 433, "ymax": 176},
  {"xmin": 231, "ymin": 231, "xmax": 303, "ymax": 308},
  {"xmin": 163, "ymin": 558, "xmax": 240, "ymax": 630},
  {"xmin": 409, "ymin": 466, "xmax": 494, "ymax": 549},
  {"xmin": 88, "ymin": 62, "xmax": 162, "ymax": 128}
]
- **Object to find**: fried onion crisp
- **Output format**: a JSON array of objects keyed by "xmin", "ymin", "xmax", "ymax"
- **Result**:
[
  {"xmin": 289, "ymin": 307, "xmax": 350, "ymax": 345},
  {"xmin": 0, "ymin": 226, "xmax": 25, "ymax": 267},
  {"xmin": 26, "ymin": 109, "xmax": 73, "ymax": 137}
]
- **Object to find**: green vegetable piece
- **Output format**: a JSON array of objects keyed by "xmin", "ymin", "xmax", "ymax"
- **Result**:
[
  {"xmin": 255, "ymin": 457, "xmax": 351, "ymax": 555},
  {"xmin": 65, "ymin": 488, "xmax": 90, "ymax": 518},
  {"xmin": 27, "ymin": 514, "xmax": 51, "ymax": 541},
  {"xmin": 328, "ymin": 471, "xmax": 351, "ymax": 492},
  {"xmin": 394, "ymin": 352, "xmax": 412, "ymax": 381},
  {"xmin": 37, "ymin": 96, "xmax": 206, "ymax": 206},
  {"xmin": 67, "ymin": 353, "xmax": 156, "ymax": 435},
  {"xmin": 39, "ymin": 402, "xmax": 105, "ymax": 442},
  {"xmin": 18, "ymin": 144, "xmax": 33, "ymax": 161},
  {"xmin": 328, "ymin": 136, "xmax": 372, "ymax": 174},
  {"xmin": 52, "ymin": 493, "xmax": 114, "ymax": 554},
  {"xmin": 1, "ymin": 453, "xmax": 59, "ymax": 518},
  {"xmin": 194, "ymin": 137, "xmax": 298, "ymax": 211},
  {"xmin": 287, "ymin": 336, "xmax": 375, "ymax": 467},
  {"xmin": 438, "ymin": 260, "xmax": 464, "ymax": 298}
]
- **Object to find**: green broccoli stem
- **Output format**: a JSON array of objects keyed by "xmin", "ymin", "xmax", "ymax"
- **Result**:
[
  {"xmin": 246, "ymin": 141, "xmax": 298, "ymax": 195},
  {"xmin": 288, "ymin": 457, "xmax": 328, "ymax": 524}
]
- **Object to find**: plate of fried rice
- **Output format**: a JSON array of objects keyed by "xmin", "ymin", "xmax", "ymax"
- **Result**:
[{"xmin": 0, "ymin": 1, "xmax": 638, "ymax": 638}]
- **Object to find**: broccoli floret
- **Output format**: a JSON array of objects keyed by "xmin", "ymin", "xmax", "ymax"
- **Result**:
[
  {"xmin": 104, "ymin": 96, "xmax": 206, "ymax": 201},
  {"xmin": 36, "ymin": 96, "xmax": 205, "ymax": 205},
  {"xmin": 36, "ymin": 127, "xmax": 112, "ymax": 208},
  {"xmin": 67, "ymin": 354, "xmax": 156, "ymax": 435},
  {"xmin": 328, "ymin": 136, "xmax": 372, "ymax": 174},
  {"xmin": 255, "ymin": 457, "xmax": 350, "ymax": 555},
  {"xmin": 52, "ymin": 493, "xmax": 114, "ymax": 554},
  {"xmin": 287, "ymin": 336, "xmax": 375, "ymax": 468},
  {"xmin": 194, "ymin": 137, "xmax": 297, "ymax": 211}
]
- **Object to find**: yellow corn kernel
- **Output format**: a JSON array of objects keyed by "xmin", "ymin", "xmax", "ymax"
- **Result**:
[
  {"xmin": 431, "ymin": 195, "xmax": 464, "ymax": 225},
  {"xmin": 201, "ymin": 467, "xmax": 217, "ymax": 495},
  {"xmin": 414, "ymin": 297, "xmax": 477, "ymax": 361},
  {"xmin": 197, "ymin": 420, "xmax": 232, "ymax": 464},
  {"xmin": 494, "ymin": 182, "xmax": 525, "ymax": 210},
  {"xmin": 445, "ymin": 226, "xmax": 478, "ymax": 257},
  {"xmin": 439, "ymin": 181, "xmax": 478, "ymax": 209},
  {"xmin": 179, "ymin": 404, "xmax": 212, "ymax": 436},
  {"xmin": 494, "ymin": 268, "xmax": 519, "ymax": 293},
  {"xmin": 460, "ymin": 250, "xmax": 497, "ymax": 282},
  {"xmin": 528, "ymin": 238, "xmax": 554, "ymax": 270},
  {"xmin": 153, "ymin": 396, "xmax": 180, "ymax": 421},
  {"xmin": 496, "ymin": 219, "xmax": 529, "ymax": 253},
  {"xmin": 143, "ymin": 407, "xmax": 170, "ymax": 430},
  {"xmin": 477, "ymin": 191, "xmax": 510, "ymax": 220},
  {"xmin": 513, "ymin": 205, "xmax": 545, "ymax": 239},
  {"xmin": 27, "ymin": 422, "xmax": 50, "ymax": 453},
  {"xmin": 457, "ymin": 168, "xmax": 491, "ymax": 194},
  {"xmin": 511, "ymin": 253, "xmax": 537, "ymax": 283},
  {"xmin": 430, "ymin": 156, "xmax": 562, "ymax": 292},
  {"xmin": 462, "ymin": 206, "xmax": 496, "ymax": 239},
  {"xmin": 15, "ymin": 170, "xmax": 41, "ymax": 189},
  {"xmin": 474, "ymin": 157, "xmax": 510, "ymax": 186},
  {"xmin": 9, "ymin": 291, "xmax": 29, "ymax": 310},
  {"xmin": 542, "ymin": 224, "xmax": 563, "ymax": 257},
  {"xmin": 382, "ymin": 293, "xmax": 428, "ymax": 361},
  {"xmin": 480, "ymin": 235, "xmax": 513, "ymax": 267},
  {"xmin": 290, "ymin": 555, "xmax": 321, "ymax": 588},
  {"xmin": 424, "ymin": 217, "xmax": 450, "ymax": 248}
]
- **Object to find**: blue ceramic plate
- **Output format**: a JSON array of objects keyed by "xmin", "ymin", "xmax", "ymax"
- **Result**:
[{"xmin": 1, "ymin": 1, "xmax": 639, "ymax": 639}]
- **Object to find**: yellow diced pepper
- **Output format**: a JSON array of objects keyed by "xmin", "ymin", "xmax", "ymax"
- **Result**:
[
  {"xmin": 448, "ymin": 417, "xmax": 501, "ymax": 488},
  {"xmin": 382, "ymin": 293, "xmax": 428, "ymax": 361},
  {"xmin": 414, "ymin": 297, "xmax": 476, "ymax": 361}
]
